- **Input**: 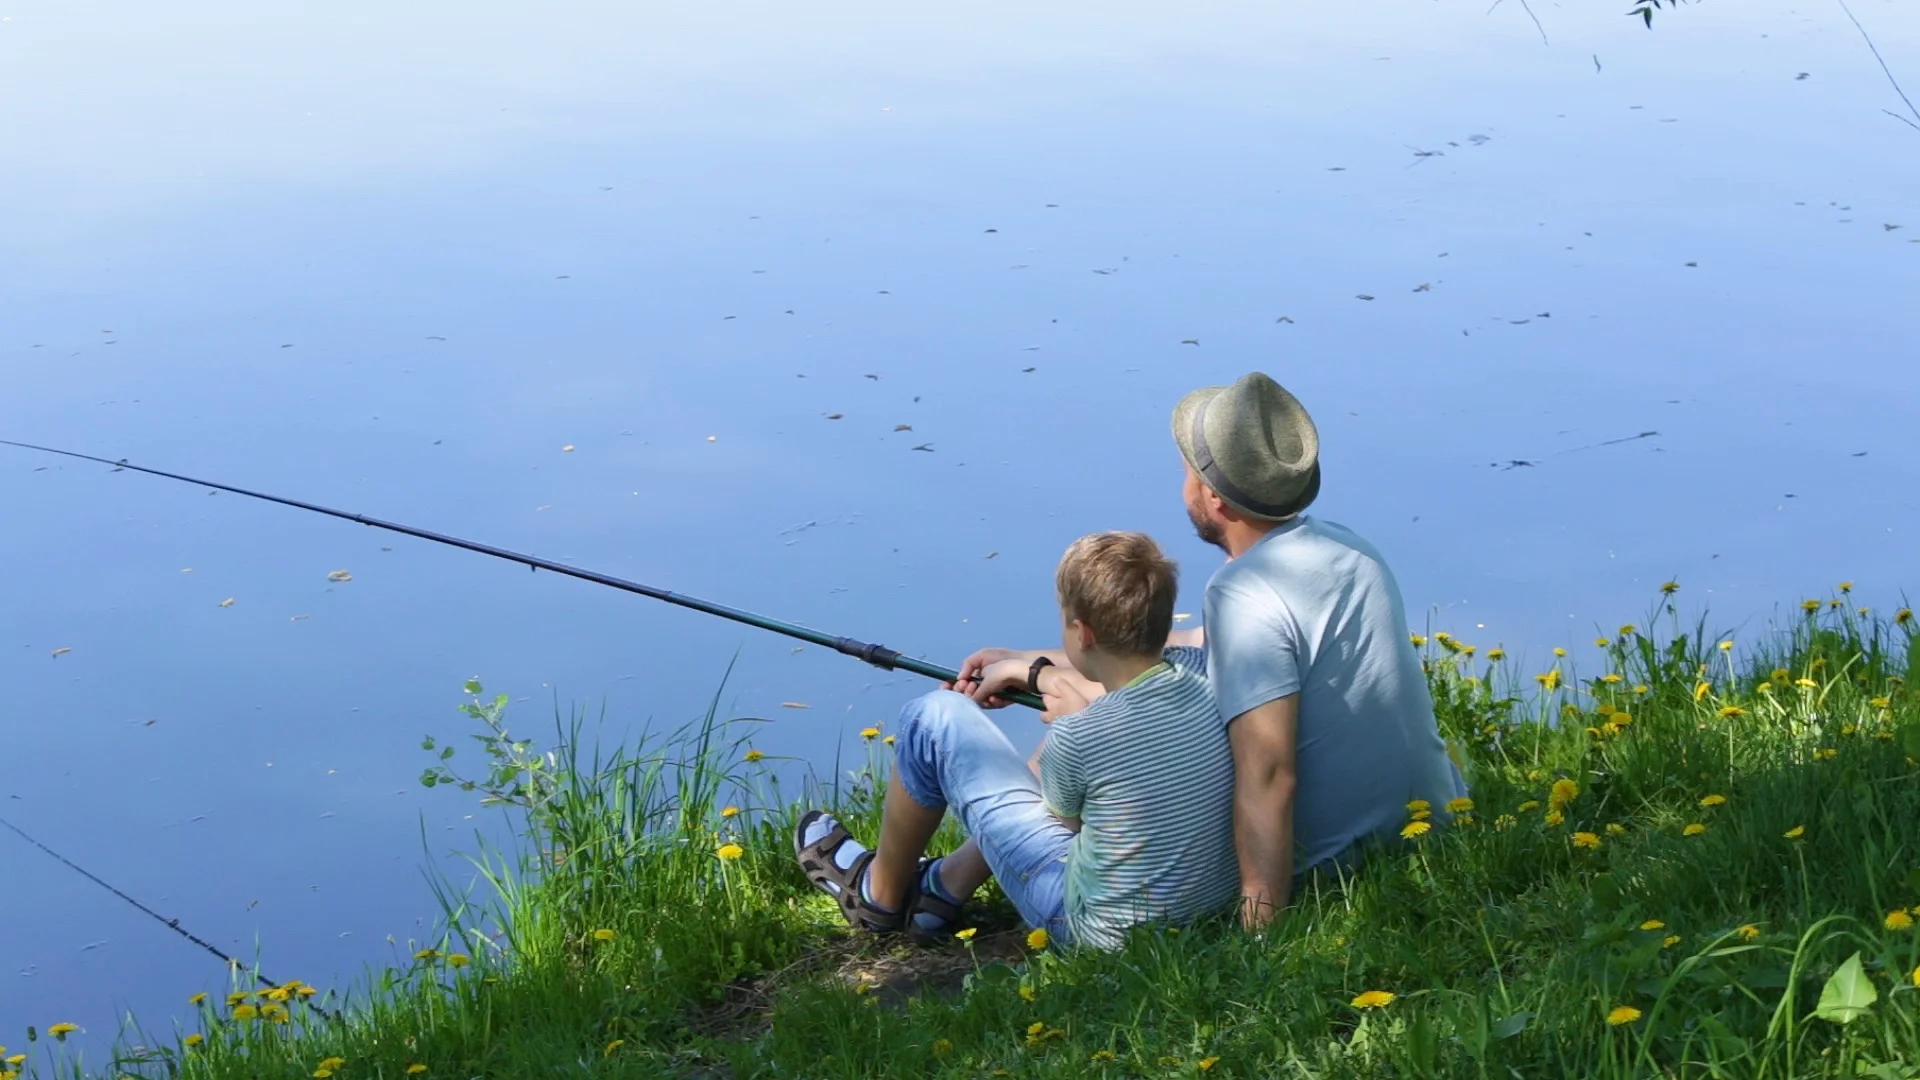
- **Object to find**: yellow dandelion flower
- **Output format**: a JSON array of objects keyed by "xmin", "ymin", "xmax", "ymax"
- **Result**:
[
  {"xmin": 721, "ymin": 805, "xmax": 740, "ymax": 818},
  {"xmin": 1829, "ymin": 599, "xmax": 1844, "ymax": 609},
  {"xmin": 1090, "ymin": 1049, "xmax": 1117, "ymax": 1063},
  {"xmin": 1594, "ymin": 637, "xmax": 1611, "ymax": 647},
  {"xmin": 1663, "ymin": 935, "xmax": 1682, "ymax": 949},
  {"xmin": 1571, "ymin": 831, "xmax": 1602, "ymax": 850},
  {"xmin": 592, "ymin": 928, "xmax": 617, "ymax": 942},
  {"xmin": 1801, "ymin": 599, "xmax": 1821, "ymax": 613},
  {"xmin": 316, "ymin": 1063, "xmax": 346, "ymax": 1076},
  {"xmin": 184, "ymin": 1034, "xmax": 204, "ymax": 1048},
  {"xmin": 1611, "ymin": 712, "xmax": 1633, "ymax": 726},
  {"xmin": 1784, "ymin": 825, "xmax": 1806, "ymax": 839},
  {"xmin": 716, "ymin": 842, "xmax": 744, "ymax": 861},
  {"xmin": 1518, "ymin": 800, "xmax": 1541, "ymax": 813},
  {"xmin": 1350, "ymin": 990, "xmax": 1396, "ymax": 1009},
  {"xmin": 414, "ymin": 948, "xmax": 440, "ymax": 962},
  {"xmin": 1019, "ymin": 984, "xmax": 1037, "ymax": 1002},
  {"xmin": 1838, "ymin": 581, "xmax": 1853, "ymax": 593},
  {"xmin": 1601, "ymin": 673, "xmax": 1624, "ymax": 684},
  {"xmin": 1737, "ymin": 924, "xmax": 1760, "ymax": 941},
  {"xmin": 1683, "ymin": 823, "xmax": 1707, "ymax": 837},
  {"xmin": 1694, "ymin": 682, "xmax": 1712, "ymax": 702},
  {"xmin": 1605, "ymin": 823, "xmax": 1627, "ymax": 837},
  {"xmin": 1771, "ymin": 668, "xmax": 1791, "ymax": 684},
  {"xmin": 955, "ymin": 927, "xmax": 978, "ymax": 942},
  {"xmin": 264, "ymin": 1004, "xmax": 289, "ymax": 1024},
  {"xmin": 1199, "ymin": 1058, "xmax": 1221, "ymax": 1072},
  {"xmin": 1544, "ymin": 810, "xmax": 1566, "ymax": 827},
  {"xmin": 884, "ymin": 734, "xmax": 896, "ymax": 745},
  {"xmin": 189, "ymin": 992, "xmax": 207, "ymax": 1005},
  {"xmin": 1027, "ymin": 1021, "xmax": 1047, "ymax": 1037},
  {"xmin": 407, "ymin": 1066, "xmax": 427, "ymax": 1076},
  {"xmin": 1406, "ymin": 799, "xmax": 1431, "ymax": 813},
  {"xmin": 1487, "ymin": 648, "xmax": 1505, "ymax": 661},
  {"xmin": 1633, "ymin": 684, "xmax": 1649, "ymax": 695},
  {"xmin": 603, "ymin": 1039, "xmax": 624, "ymax": 1057},
  {"xmin": 1550, "ymin": 647, "xmax": 1566, "ymax": 658},
  {"xmin": 744, "ymin": 749, "xmax": 765, "ymax": 762},
  {"xmin": 265, "ymin": 987, "xmax": 290, "ymax": 1002},
  {"xmin": 1618, "ymin": 625, "xmax": 1636, "ymax": 637},
  {"xmin": 1718, "ymin": 640, "xmax": 1733, "ymax": 651},
  {"xmin": 1870, "ymin": 697, "xmax": 1891, "ymax": 710},
  {"xmin": 1718, "ymin": 706, "xmax": 1746, "ymax": 719},
  {"xmin": 1446, "ymin": 797, "xmax": 1474, "ymax": 814},
  {"xmin": 1661, "ymin": 581, "xmax": 1680, "ymax": 595},
  {"xmin": 1896, "ymin": 608, "xmax": 1913, "ymax": 626},
  {"xmin": 1640, "ymin": 919, "xmax": 1665, "ymax": 930},
  {"xmin": 1814, "ymin": 747, "xmax": 1838, "ymax": 761},
  {"xmin": 1698, "ymin": 794, "xmax": 1726, "ymax": 808},
  {"xmin": 1795, "ymin": 677, "xmax": 1817, "ymax": 689},
  {"xmin": 1887, "ymin": 910, "xmax": 1915, "ymax": 931},
  {"xmin": 1607, "ymin": 1005, "xmax": 1642, "ymax": 1026},
  {"xmin": 1026, "ymin": 928, "xmax": 1049, "ymax": 950},
  {"xmin": 1410, "ymin": 634, "xmax": 1427, "ymax": 647},
  {"xmin": 231, "ymin": 1005, "xmax": 259, "ymax": 1021},
  {"xmin": 932, "ymin": 1038, "xmax": 954, "ymax": 1055},
  {"xmin": 1549, "ymin": 778, "xmax": 1579, "ymax": 807},
  {"xmin": 447, "ymin": 953, "xmax": 470, "ymax": 968},
  {"xmin": 1537, "ymin": 669, "xmax": 1563, "ymax": 691},
  {"xmin": 1410, "ymin": 808, "xmax": 1432, "ymax": 821},
  {"xmin": 315, "ymin": 1070, "xmax": 334, "ymax": 1079},
  {"xmin": 1399, "ymin": 820, "xmax": 1432, "ymax": 839},
  {"xmin": 860, "ymin": 726, "xmax": 880, "ymax": 740}
]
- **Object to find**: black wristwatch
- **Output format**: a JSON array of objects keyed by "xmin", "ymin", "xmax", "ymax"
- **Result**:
[{"xmin": 1027, "ymin": 656, "xmax": 1055, "ymax": 695}]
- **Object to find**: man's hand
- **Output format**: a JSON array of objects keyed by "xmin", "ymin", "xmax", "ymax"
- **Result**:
[{"xmin": 1227, "ymin": 694, "xmax": 1300, "ymax": 930}]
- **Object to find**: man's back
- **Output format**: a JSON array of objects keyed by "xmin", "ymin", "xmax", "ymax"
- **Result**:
[{"xmin": 1202, "ymin": 516, "xmax": 1464, "ymax": 873}]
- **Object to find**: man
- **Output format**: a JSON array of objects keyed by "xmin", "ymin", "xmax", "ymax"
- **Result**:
[{"xmin": 954, "ymin": 371, "xmax": 1465, "ymax": 928}]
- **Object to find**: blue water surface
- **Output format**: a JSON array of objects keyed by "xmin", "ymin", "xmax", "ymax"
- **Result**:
[{"xmin": 3, "ymin": 0, "xmax": 1916, "ymax": 1065}]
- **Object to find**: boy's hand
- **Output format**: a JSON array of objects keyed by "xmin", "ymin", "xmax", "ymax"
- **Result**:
[
  {"xmin": 964, "ymin": 657, "xmax": 1033, "ymax": 710},
  {"xmin": 1039, "ymin": 677, "xmax": 1090, "ymax": 724},
  {"xmin": 947, "ymin": 647, "xmax": 1022, "ymax": 705}
]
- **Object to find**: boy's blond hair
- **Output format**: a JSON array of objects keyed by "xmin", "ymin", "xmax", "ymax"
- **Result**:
[{"xmin": 1055, "ymin": 532, "xmax": 1179, "ymax": 658}]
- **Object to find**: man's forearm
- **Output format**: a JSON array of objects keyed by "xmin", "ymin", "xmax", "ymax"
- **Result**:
[{"xmin": 1234, "ymin": 773, "xmax": 1296, "ymax": 926}]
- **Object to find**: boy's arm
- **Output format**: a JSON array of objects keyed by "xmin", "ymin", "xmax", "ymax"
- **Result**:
[
  {"xmin": 1037, "ymin": 726, "xmax": 1085, "ymax": 834},
  {"xmin": 1227, "ymin": 694, "xmax": 1300, "ymax": 929}
]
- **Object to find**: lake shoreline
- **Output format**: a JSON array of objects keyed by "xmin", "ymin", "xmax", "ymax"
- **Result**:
[{"xmin": 22, "ymin": 592, "xmax": 1920, "ymax": 1079}]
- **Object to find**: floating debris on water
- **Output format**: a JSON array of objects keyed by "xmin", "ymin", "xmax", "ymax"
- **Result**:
[
  {"xmin": 780, "ymin": 701, "xmax": 810, "ymax": 709},
  {"xmin": 218, "ymin": 598, "xmax": 235, "ymax": 607},
  {"xmin": 51, "ymin": 646, "xmax": 72, "ymax": 657},
  {"xmin": 562, "ymin": 445, "xmax": 575, "ymax": 452},
  {"xmin": 327, "ymin": 570, "xmax": 353, "ymax": 582}
]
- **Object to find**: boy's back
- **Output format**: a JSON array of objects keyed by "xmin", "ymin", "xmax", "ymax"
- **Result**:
[{"xmin": 1038, "ymin": 645, "xmax": 1237, "ymax": 949}]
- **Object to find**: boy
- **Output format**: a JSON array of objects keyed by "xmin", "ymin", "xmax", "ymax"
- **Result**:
[{"xmin": 793, "ymin": 531, "xmax": 1238, "ymax": 949}]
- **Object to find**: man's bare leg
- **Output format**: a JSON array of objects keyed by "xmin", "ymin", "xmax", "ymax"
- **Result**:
[{"xmin": 936, "ymin": 838, "xmax": 993, "ymax": 900}]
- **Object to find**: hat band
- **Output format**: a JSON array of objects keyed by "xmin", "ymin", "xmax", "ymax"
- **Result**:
[{"xmin": 1190, "ymin": 397, "xmax": 1302, "ymax": 519}]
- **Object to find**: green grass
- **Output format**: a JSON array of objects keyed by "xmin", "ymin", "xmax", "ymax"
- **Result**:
[{"xmin": 20, "ymin": 590, "xmax": 1920, "ymax": 1079}]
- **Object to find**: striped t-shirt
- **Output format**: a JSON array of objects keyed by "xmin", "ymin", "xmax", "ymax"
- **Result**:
[{"xmin": 1037, "ymin": 645, "xmax": 1238, "ymax": 949}]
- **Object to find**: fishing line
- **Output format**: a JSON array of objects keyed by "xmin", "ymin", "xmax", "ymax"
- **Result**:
[
  {"xmin": 0, "ymin": 438, "xmax": 1043, "ymax": 710},
  {"xmin": 0, "ymin": 813, "xmax": 340, "ymax": 1020}
]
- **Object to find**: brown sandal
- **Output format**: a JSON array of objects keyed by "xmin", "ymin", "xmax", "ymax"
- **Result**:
[
  {"xmin": 904, "ymin": 857, "xmax": 965, "ymax": 941},
  {"xmin": 794, "ymin": 810, "xmax": 908, "ymax": 933}
]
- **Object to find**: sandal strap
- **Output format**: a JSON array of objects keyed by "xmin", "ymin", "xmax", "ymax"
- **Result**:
[{"xmin": 836, "ymin": 849, "xmax": 905, "ymax": 932}]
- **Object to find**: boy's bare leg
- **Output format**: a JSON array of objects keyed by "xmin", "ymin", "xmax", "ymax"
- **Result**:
[
  {"xmin": 936, "ymin": 838, "xmax": 993, "ymax": 900},
  {"xmin": 867, "ymin": 769, "xmax": 946, "ymax": 910}
]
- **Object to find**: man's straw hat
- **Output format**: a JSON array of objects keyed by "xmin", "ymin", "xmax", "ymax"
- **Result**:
[{"xmin": 1171, "ymin": 372, "xmax": 1321, "ymax": 521}]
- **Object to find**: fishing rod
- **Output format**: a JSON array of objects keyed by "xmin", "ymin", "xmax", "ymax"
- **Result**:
[
  {"xmin": 1, "ymin": 438, "xmax": 1044, "ymax": 710},
  {"xmin": 0, "ymin": 813, "xmax": 343, "ymax": 1021}
]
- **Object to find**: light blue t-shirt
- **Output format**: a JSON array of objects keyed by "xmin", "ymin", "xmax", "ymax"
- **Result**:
[{"xmin": 1202, "ymin": 515, "xmax": 1466, "ymax": 874}]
